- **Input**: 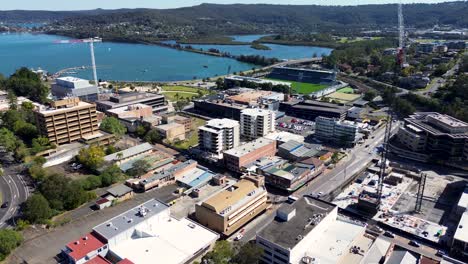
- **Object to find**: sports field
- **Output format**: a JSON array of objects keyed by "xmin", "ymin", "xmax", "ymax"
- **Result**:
[
  {"xmin": 161, "ymin": 85, "xmax": 210, "ymax": 101},
  {"xmin": 266, "ymin": 78, "xmax": 328, "ymax": 94}
]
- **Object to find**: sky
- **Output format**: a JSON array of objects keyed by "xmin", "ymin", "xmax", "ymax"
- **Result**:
[{"xmin": 0, "ymin": 0, "xmax": 460, "ymax": 11}]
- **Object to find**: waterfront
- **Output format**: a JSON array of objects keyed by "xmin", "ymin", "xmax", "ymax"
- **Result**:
[{"xmin": 0, "ymin": 33, "xmax": 331, "ymax": 81}]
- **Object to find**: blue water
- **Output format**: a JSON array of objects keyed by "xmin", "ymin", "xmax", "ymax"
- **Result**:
[
  {"xmin": 0, "ymin": 33, "xmax": 332, "ymax": 81},
  {"xmin": 230, "ymin": 34, "xmax": 271, "ymax": 42},
  {"xmin": 189, "ymin": 43, "xmax": 332, "ymax": 60}
]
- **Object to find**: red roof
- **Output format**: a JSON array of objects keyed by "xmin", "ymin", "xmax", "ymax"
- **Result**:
[
  {"xmin": 117, "ymin": 259, "xmax": 135, "ymax": 264},
  {"xmin": 66, "ymin": 233, "xmax": 106, "ymax": 261},
  {"xmin": 96, "ymin": 198, "xmax": 110, "ymax": 205},
  {"xmin": 86, "ymin": 255, "xmax": 111, "ymax": 264}
]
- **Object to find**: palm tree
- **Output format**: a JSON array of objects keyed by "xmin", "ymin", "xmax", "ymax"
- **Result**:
[{"xmin": 116, "ymin": 152, "xmax": 124, "ymax": 161}]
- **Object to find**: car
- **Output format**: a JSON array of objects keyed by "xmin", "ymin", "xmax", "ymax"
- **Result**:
[
  {"xmin": 436, "ymin": 250, "xmax": 446, "ymax": 257},
  {"xmin": 384, "ymin": 231, "xmax": 395, "ymax": 238},
  {"xmin": 408, "ymin": 240, "xmax": 420, "ymax": 247},
  {"xmin": 365, "ymin": 144, "xmax": 370, "ymax": 148},
  {"xmin": 235, "ymin": 228, "xmax": 246, "ymax": 241},
  {"xmin": 1, "ymin": 202, "xmax": 9, "ymax": 209}
]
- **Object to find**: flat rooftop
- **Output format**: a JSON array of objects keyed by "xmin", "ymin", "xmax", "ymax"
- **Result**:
[
  {"xmin": 104, "ymin": 143, "xmax": 153, "ymax": 162},
  {"xmin": 38, "ymin": 101, "xmax": 95, "ymax": 115},
  {"xmin": 257, "ymin": 196, "xmax": 336, "ymax": 249},
  {"xmin": 205, "ymin": 118, "xmax": 239, "ymax": 129},
  {"xmin": 93, "ymin": 199, "xmax": 169, "ymax": 241},
  {"xmin": 241, "ymin": 108, "xmax": 273, "ymax": 116},
  {"xmin": 110, "ymin": 217, "xmax": 219, "ymax": 264},
  {"xmin": 224, "ymin": 138, "xmax": 274, "ymax": 158},
  {"xmin": 201, "ymin": 178, "xmax": 264, "ymax": 214},
  {"xmin": 454, "ymin": 211, "xmax": 468, "ymax": 243},
  {"xmin": 107, "ymin": 104, "xmax": 152, "ymax": 115}
]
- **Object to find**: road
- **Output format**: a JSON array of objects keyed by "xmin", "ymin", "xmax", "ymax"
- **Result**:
[
  {"xmin": 379, "ymin": 234, "xmax": 440, "ymax": 260},
  {"xmin": 232, "ymin": 121, "xmax": 401, "ymax": 243},
  {"xmin": 0, "ymin": 165, "xmax": 31, "ymax": 228},
  {"xmin": 416, "ymin": 60, "xmax": 460, "ymax": 98}
]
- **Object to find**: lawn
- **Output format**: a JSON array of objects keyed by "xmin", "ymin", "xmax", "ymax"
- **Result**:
[
  {"xmin": 266, "ymin": 78, "xmax": 328, "ymax": 94},
  {"xmin": 337, "ymin": 87, "xmax": 354, "ymax": 94},
  {"xmin": 170, "ymin": 117, "xmax": 206, "ymax": 150},
  {"xmin": 161, "ymin": 85, "xmax": 211, "ymax": 102}
]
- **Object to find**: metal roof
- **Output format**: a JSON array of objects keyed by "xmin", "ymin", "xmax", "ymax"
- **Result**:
[{"xmin": 104, "ymin": 143, "xmax": 153, "ymax": 162}]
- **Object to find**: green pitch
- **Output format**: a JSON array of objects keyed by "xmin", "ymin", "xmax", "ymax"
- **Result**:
[{"xmin": 266, "ymin": 78, "xmax": 328, "ymax": 94}]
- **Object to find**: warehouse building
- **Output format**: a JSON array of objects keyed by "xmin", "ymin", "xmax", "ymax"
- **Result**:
[{"xmin": 223, "ymin": 138, "xmax": 276, "ymax": 172}]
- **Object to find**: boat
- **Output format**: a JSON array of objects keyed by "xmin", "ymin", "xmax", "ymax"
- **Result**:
[{"xmin": 203, "ymin": 65, "xmax": 208, "ymax": 68}]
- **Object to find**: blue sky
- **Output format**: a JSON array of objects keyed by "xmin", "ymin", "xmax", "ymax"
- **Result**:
[{"xmin": 1, "ymin": 0, "xmax": 458, "ymax": 11}]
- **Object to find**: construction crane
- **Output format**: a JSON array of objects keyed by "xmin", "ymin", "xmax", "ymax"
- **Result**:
[
  {"xmin": 396, "ymin": 1, "xmax": 407, "ymax": 68},
  {"xmin": 54, "ymin": 37, "xmax": 102, "ymax": 91},
  {"xmin": 377, "ymin": 113, "xmax": 394, "ymax": 205}
]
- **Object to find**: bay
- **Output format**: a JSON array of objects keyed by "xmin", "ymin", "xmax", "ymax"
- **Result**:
[{"xmin": 0, "ymin": 33, "xmax": 332, "ymax": 82}]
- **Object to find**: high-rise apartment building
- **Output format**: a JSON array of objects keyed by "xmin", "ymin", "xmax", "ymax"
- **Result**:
[
  {"xmin": 35, "ymin": 98, "xmax": 99, "ymax": 145},
  {"xmin": 198, "ymin": 119, "xmax": 240, "ymax": 156},
  {"xmin": 240, "ymin": 108, "xmax": 275, "ymax": 140}
]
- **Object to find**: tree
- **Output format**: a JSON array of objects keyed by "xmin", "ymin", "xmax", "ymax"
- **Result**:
[
  {"xmin": 63, "ymin": 181, "xmax": 89, "ymax": 210},
  {"xmin": 363, "ymin": 90, "xmax": 377, "ymax": 101},
  {"xmin": 135, "ymin": 125, "xmax": 147, "ymax": 138},
  {"xmin": 77, "ymin": 146, "xmax": 105, "ymax": 171},
  {"xmin": 39, "ymin": 174, "xmax": 69, "ymax": 210},
  {"xmin": 100, "ymin": 117, "xmax": 127, "ymax": 137},
  {"xmin": 22, "ymin": 194, "xmax": 53, "ymax": 223},
  {"xmin": 144, "ymin": 129, "xmax": 161, "ymax": 144},
  {"xmin": 100, "ymin": 165, "xmax": 126, "ymax": 186},
  {"xmin": 232, "ymin": 243, "xmax": 264, "ymax": 264},
  {"xmin": 0, "ymin": 128, "xmax": 18, "ymax": 152},
  {"xmin": 0, "ymin": 229, "xmax": 23, "ymax": 261},
  {"xmin": 127, "ymin": 159, "xmax": 151, "ymax": 177},
  {"xmin": 202, "ymin": 241, "xmax": 233, "ymax": 264},
  {"xmin": 6, "ymin": 67, "xmax": 49, "ymax": 103},
  {"xmin": 31, "ymin": 136, "xmax": 51, "ymax": 154}
]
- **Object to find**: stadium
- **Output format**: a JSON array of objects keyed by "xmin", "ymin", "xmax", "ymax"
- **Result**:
[{"xmin": 266, "ymin": 66, "xmax": 338, "ymax": 95}]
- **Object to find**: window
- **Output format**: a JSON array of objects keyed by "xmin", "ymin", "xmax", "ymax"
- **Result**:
[{"xmin": 98, "ymin": 248, "xmax": 102, "ymax": 252}]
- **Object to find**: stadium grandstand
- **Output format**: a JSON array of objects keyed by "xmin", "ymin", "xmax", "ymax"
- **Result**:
[{"xmin": 267, "ymin": 67, "xmax": 336, "ymax": 85}]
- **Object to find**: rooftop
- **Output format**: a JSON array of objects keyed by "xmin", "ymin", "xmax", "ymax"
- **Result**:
[
  {"xmin": 104, "ymin": 143, "xmax": 153, "ymax": 162},
  {"xmin": 156, "ymin": 122, "xmax": 185, "ymax": 131},
  {"xmin": 224, "ymin": 138, "xmax": 274, "ymax": 158},
  {"xmin": 228, "ymin": 91, "xmax": 274, "ymax": 104},
  {"xmin": 201, "ymin": 178, "xmax": 265, "ymax": 214},
  {"xmin": 106, "ymin": 185, "xmax": 133, "ymax": 197},
  {"xmin": 65, "ymin": 233, "xmax": 105, "ymax": 261},
  {"xmin": 110, "ymin": 217, "xmax": 219, "ymax": 264},
  {"xmin": 93, "ymin": 199, "xmax": 169, "ymax": 241},
  {"xmin": 257, "ymin": 196, "xmax": 336, "ymax": 249},
  {"xmin": 241, "ymin": 108, "xmax": 274, "ymax": 116},
  {"xmin": 107, "ymin": 104, "xmax": 152, "ymax": 115},
  {"xmin": 205, "ymin": 118, "xmax": 240, "ymax": 129},
  {"xmin": 264, "ymin": 131, "xmax": 305, "ymax": 143},
  {"xmin": 454, "ymin": 211, "xmax": 468, "ymax": 242},
  {"xmin": 37, "ymin": 100, "xmax": 94, "ymax": 115}
]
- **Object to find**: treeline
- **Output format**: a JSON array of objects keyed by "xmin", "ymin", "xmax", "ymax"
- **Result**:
[{"xmin": 236, "ymin": 55, "xmax": 280, "ymax": 66}]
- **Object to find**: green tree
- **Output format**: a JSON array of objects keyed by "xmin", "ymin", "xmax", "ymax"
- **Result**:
[
  {"xmin": 31, "ymin": 136, "xmax": 51, "ymax": 154},
  {"xmin": 22, "ymin": 194, "xmax": 53, "ymax": 223},
  {"xmin": 202, "ymin": 241, "xmax": 233, "ymax": 264},
  {"xmin": 0, "ymin": 128, "xmax": 18, "ymax": 152},
  {"xmin": 232, "ymin": 243, "xmax": 264, "ymax": 264},
  {"xmin": 100, "ymin": 165, "xmax": 126, "ymax": 186},
  {"xmin": 0, "ymin": 229, "xmax": 23, "ymax": 261},
  {"xmin": 77, "ymin": 146, "xmax": 105, "ymax": 171},
  {"xmin": 6, "ymin": 67, "xmax": 49, "ymax": 103},
  {"xmin": 127, "ymin": 159, "xmax": 151, "ymax": 177},
  {"xmin": 135, "ymin": 125, "xmax": 147, "ymax": 138},
  {"xmin": 63, "ymin": 181, "xmax": 89, "ymax": 210},
  {"xmin": 363, "ymin": 90, "xmax": 377, "ymax": 101},
  {"xmin": 144, "ymin": 129, "xmax": 161, "ymax": 144},
  {"xmin": 39, "ymin": 174, "xmax": 69, "ymax": 210},
  {"xmin": 100, "ymin": 117, "xmax": 127, "ymax": 137}
]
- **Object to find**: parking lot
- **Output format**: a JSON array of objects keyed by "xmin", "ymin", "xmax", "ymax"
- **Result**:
[{"xmin": 275, "ymin": 116, "xmax": 315, "ymax": 137}]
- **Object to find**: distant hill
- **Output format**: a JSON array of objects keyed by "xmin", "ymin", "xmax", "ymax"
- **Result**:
[{"xmin": 3, "ymin": 2, "xmax": 467, "ymax": 41}]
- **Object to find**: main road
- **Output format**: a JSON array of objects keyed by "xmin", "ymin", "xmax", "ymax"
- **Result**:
[
  {"xmin": 234, "ymin": 120, "xmax": 401, "ymax": 243},
  {"xmin": 0, "ymin": 165, "xmax": 31, "ymax": 228}
]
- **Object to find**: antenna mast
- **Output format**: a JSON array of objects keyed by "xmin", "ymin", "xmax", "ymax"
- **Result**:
[{"xmin": 397, "ymin": 1, "xmax": 406, "ymax": 67}]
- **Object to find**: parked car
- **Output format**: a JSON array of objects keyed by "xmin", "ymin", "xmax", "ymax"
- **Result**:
[
  {"xmin": 1, "ymin": 202, "xmax": 9, "ymax": 209},
  {"xmin": 409, "ymin": 240, "xmax": 420, "ymax": 247},
  {"xmin": 235, "ymin": 228, "xmax": 246, "ymax": 241},
  {"xmin": 384, "ymin": 231, "xmax": 395, "ymax": 238}
]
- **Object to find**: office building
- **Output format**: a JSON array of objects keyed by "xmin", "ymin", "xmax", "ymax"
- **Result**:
[
  {"xmin": 96, "ymin": 92, "xmax": 167, "ymax": 114},
  {"xmin": 194, "ymin": 99, "xmax": 245, "ymax": 120},
  {"xmin": 35, "ymin": 98, "xmax": 99, "ymax": 145},
  {"xmin": 64, "ymin": 199, "xmax": 219, "ymax": 264},
  {"xmin": 261, "ymin": 160, "xmax": 322, "ymax": 192},
  {"xmin": 393, "ymin": 112, "xmax": 468, "ymax": 162},
  {"xmin": 240, "ymin": 108, "xmax": 275, "ymax": 140},
  {"xmin": 315, "ymin": 116, "xmax": 359, "ymax": 147},
  {"xmin": 155, "ymin": 123, "xmax": 186, "ymax": 141},
  {"xmin": 195, "ymin": 175, "xmax": 268, "ymax": 236},
  {"xmin": 256, "ymin": 196, "xmax": 367, "ymax": 264},
  {"xmin": 223, "ymin": 138, "xmax": 276, "ymax": 172},
  {"xmin": 280, "ymin": 100, "xmax": 348, "ymax": 121},
  {"xmin": 51, "ymin": 76, "xmax": 100, "ymax": 102},
  {"xmin": 452, "ymin": 211, "xmax": 468, "ymax": 260},
  {"xmin": 416, "ymin": 43, "xmax": 435, "ymax": 53},
  {"xmin": 106, "ymin": 104, "xmax": 153, "ymax": 120},
  {"xmin": 198, "ymin": 119, "xmax": 240, "ymax": 156}
]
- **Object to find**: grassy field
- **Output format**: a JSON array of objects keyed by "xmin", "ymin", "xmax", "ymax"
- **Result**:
[
  {"xmin": 170, "ymin": 117, "xmax": 206, "ymax": 150},
  {"xmin": 337, "ymin": 87, "xmax": 354, "ymax": 94},
  {"xmin": 161, "ymin": 85, "xmax": 210, "ymax": 102},
  {"xmin": 266, "ymin": 78, "xmax": 328, "ymax": 94}
]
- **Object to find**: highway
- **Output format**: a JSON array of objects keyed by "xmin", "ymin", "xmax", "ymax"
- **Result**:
[
  {"xmin": 0, "ymin": 165, "xmax": 31, "ymax": 228},
  {"xmin": 232, "ymin": 121, "xmax": 401, "ymax": 243}
]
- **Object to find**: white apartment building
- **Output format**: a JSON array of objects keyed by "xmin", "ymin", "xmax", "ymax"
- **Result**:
[
  {"xmin": 198, "ymin": 118, "xmax": 240, "ymax": 156},
  {"xmin": 315, "ymin": 116, "xmax": 359, "ymax": 147},
  {"xmin": 240, "ymin": 108, "xmax": 275, "ymax": 140}
]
